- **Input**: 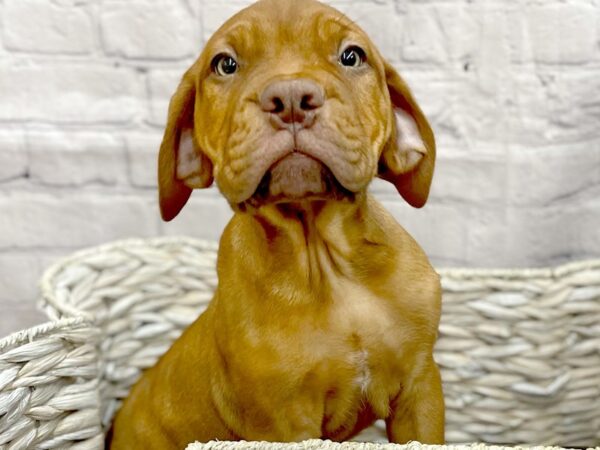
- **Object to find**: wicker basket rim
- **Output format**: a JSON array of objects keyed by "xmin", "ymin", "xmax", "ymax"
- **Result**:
[
  {"xmin": 185, "ymin": 439, "xmax": 594, "ymax": 450},
  {"xmin": 0, "ymin": 317, "xmax": 91, "ymax": 352},
  {"xmin": 437, "ymin": 257, "xmax": 600, "ymax": 279},
  {"xmin": 40, "ymin": 236, "xmax": 219, "ymax": 319},
  {"xmin": 40, "ymin": 236, "xmax": 600, "ymax": 292}
]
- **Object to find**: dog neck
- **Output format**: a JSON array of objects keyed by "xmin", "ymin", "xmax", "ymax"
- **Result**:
[{"xmin": 219, "ymin": 193, "xmax": 394, "ymax": 305}]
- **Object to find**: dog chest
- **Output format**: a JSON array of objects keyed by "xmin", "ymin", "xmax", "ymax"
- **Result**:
[
  {"xmin": 214, "ymin": 248, "xmax": 429, "ymax": 440},
  {"xmin": 317, "ymin": 279, "xmax": 408, "ymax": 422}
]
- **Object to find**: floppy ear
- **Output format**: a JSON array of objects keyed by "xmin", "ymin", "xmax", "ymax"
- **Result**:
[
  {"xmin": 378, "ymin": 61, "xmax": 436, "ymax": 208},
  {"xmin": 158, "ymin": 71, "xmax": 214, "ymax": 221}
]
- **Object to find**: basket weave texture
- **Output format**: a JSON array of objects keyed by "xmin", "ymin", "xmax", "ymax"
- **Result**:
[
  {"xmin": 32, "ymin": 237, "xmax": 600, "ymax": 448},
  {"xmin": 0, "ymin": 318, "xmax": 102, "ymax": 449},
  {"xmin": 185, "ymin": 440, "xmax": 571, "ymax": 450}
]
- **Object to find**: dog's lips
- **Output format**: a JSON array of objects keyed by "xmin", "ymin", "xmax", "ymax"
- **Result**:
[
  {"xmin": 248, "ymin": 152, "xmax": 354, "ymax": 206},
  {"xmin": 229, "ymin": 126, "xmax": 365, "ymax": 207},
  {"xmin": 270, "ymin": 153, "xmax": 327, "ymax": 197}
]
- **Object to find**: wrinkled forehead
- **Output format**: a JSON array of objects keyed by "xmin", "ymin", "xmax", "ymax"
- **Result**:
[{"xmin": 204, "ymin": 0, "xmax": 372, "ymax": 60}]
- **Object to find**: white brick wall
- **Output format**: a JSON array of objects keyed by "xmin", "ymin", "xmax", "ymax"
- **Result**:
[{"xmin": 0, "ymin": 0, "xmax": 599, "ymax": 335}]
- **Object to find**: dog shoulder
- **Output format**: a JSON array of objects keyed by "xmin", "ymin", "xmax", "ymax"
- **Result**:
[
  {"xmin": 364, "ymin": 195, "xmax": 436, "ymax": 271},
  {"xmin": 363, "ymin": 195, "xmax": 442, "ymax": 324}
]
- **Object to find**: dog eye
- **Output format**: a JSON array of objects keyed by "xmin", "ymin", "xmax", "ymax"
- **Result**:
[
  {"xmin": 339, "ymin": 46, "xmax": 366, "ymax": 68},
  {"xmin": 212, "ymin": 54, "xmax": 238, "ymax": 76}
]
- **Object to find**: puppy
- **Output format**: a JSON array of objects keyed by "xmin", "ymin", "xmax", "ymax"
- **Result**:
[{"xmin": 109, "ymin": 0, "xmax": 444, "ymax": 448}]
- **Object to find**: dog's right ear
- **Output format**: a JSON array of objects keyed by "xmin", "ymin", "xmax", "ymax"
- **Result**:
[{"xmin": 158, "ymin": 71, "xmax": 214, "ymax": 221}]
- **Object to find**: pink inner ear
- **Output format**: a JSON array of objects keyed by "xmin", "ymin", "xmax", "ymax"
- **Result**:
[
  {"xmin": 176, "ymin": 129, "xmax": 205, "ymax": 188},
  {"xmin": 394, "ymin": 108, "xmax": 426, "ymax": 172}
]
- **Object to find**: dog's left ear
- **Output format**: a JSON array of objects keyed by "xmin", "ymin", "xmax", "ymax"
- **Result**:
[{"xmin": 378, "ymin": 61, "xmax": 436, "ymax": 208}]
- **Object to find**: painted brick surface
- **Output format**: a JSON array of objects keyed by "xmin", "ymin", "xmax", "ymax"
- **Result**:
[
  {"xmin": 0, "ymin": 193, "xmax": 159, "ymax": 250},
  {"xmin": 0, "ymin": 65, "xmax": 142, "ymax": 123},
  {"xmin": 28, "ymin": 131, "xmax": 128, "ymax": 186},
  {"xmin": 3, "ymin": 0, "xmax": 94, "ymax": 54},
  {"xmin": 0, "ymin": 0, "xmax": 599, "ymax": 335},
  {"xmin": 0, "ymin": 132, "xmax": 27, "ymax": 181},
  {"xmin": 100, "ymin": 2, "xmax": 199, "ymax": 60}
]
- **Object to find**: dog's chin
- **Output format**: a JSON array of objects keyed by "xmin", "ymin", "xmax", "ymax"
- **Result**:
[{"xmin": 243, "ymin": 152, "xmax": 355, "ymax": 208}]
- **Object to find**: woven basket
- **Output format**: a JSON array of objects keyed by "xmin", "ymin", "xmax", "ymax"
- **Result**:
[
  {"xmin": 0, "ymin": 318, "xmax": 103, "ymax": 449},
  {"xmin": 38, "ymin": 237, "xmax": 600, "ymax": 448},
  {"xmin": 185, "ymin": 440, "xmax": 570, "ymax": 450},
  {"xmin": 41, "ymin": 237, "xmax": 218, "ymax": 431}
]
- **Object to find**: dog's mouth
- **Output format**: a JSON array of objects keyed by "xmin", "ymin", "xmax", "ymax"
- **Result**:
[{"xmin": 244, "ymin": 152, "xmax": 354, "ymax": 208}]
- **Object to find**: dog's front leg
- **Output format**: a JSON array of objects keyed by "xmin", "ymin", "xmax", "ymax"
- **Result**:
[
  {"xmin": 226, "ymin": 392, "xmax": 325, "ymax": 443},
  {"xmin": 385, "ymin": 357, "xmax": 445, "ymax": 444}
]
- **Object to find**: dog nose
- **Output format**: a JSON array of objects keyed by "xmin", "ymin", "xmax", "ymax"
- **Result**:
[{"xmin": 260, "ymin": 79, "xmax": 324, "ymax": 129}]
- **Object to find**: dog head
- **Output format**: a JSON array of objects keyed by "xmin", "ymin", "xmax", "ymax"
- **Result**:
[{"xmin": 158, "ymin": 0, "xmax": 435, "ymax": 221}]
